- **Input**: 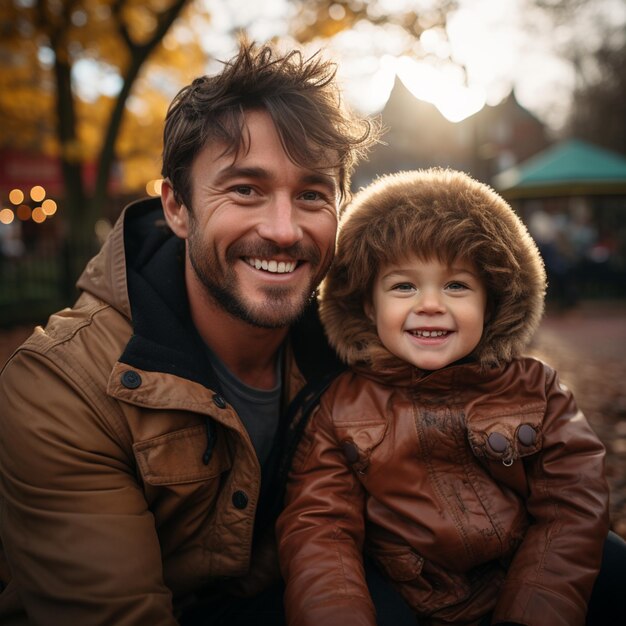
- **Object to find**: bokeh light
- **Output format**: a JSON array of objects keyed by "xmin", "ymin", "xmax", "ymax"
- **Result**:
[
  {"xmin": 16, "ymin": 205, "xmax": 32, "ymax": 221},
  {"xmin": 30, "ymin": 185, "xmax": 46, "ymax": 202},
  {"xmin": 0, "ymin": 208, "xmax": 15, "ymax": 224},
  {"xmin": 9, "ymin": 189, "xmax": 24, "ymax": 205},
  {"xmin": 145, "ymin": 179, "xmax": 163, "ymax": 197},
  {"xmin": 42, "ymin": 198, "xmax": 58, "ymax": 216},
  {"xmin": 32, "ymin": 207, "xmax": 46, "ymax": 223}
]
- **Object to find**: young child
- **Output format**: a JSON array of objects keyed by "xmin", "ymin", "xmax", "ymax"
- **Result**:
[{"xmin": 276, "ymin": 169, "xmax": 609, "ymax": 626}]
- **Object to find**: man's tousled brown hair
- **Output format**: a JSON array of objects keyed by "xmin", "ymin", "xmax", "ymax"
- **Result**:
[{"xmin": 161, "ymin": 41, "xmax": 378, "ymax": 209}]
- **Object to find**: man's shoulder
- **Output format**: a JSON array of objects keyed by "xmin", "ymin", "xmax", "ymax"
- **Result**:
[
  {"xmin": 2, "ymin": 293, "xmax": 131, "ymax": 385},
  {"xmin": 0, "ymin": 296, "xmax": 133, "ymax": 459}
]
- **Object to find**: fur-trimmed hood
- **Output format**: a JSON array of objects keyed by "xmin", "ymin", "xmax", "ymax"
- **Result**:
[{"xmin": 319, "ymin": 168, "xmax": 547, "ymax": 374}]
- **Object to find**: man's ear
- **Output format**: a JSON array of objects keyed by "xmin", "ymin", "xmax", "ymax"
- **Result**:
[{"xmin": 161, "ymin": 179, "xmax": 189, "ymax": 238}]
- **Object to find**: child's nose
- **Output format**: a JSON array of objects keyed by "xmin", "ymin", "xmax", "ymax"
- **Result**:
[{"xmin": 416, "ymin": 289, "xmax": 446, "ymax": 314}]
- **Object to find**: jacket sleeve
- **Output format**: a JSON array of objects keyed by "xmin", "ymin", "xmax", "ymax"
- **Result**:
[
  {"xmin": 0, "ymin": 349, "xmax": 177, "ymax": 626},
  {"xmin": 492, "ymin": 365, "xmax": 609, "ymax": 626},
  {"xmin": 276, "ymin": 390, "xmax": 377, "ymax": 626}
]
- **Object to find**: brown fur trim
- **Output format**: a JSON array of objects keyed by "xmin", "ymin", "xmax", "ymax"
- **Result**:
[{"xmin": 319, "ymin": 168, "xmax": 547, "ymax": 371}]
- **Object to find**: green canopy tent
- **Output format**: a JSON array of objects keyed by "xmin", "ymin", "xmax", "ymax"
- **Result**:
[
  {"xmin": 493, "ymin": 138, "xmax": 626, "ymax": 199},
  {"xmin": 493, "ymin": 139, "xmax": 626, "ymax": 300}
]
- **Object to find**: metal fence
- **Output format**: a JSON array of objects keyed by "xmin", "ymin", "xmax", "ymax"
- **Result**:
[{"xmin": 0, "ymin": 240, "xmax": 96, "ymax": 328}]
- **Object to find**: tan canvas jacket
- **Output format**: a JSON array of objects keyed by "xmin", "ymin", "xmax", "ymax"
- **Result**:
[{"xmin": 0, "ymin": 198, "xmax": 339, "ymax": 626}]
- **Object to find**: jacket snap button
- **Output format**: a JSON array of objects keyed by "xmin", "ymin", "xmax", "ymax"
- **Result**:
[
  {"xmin": 213, "ymin": 394, "xmax": 227, "ymax": 409},
  {"xmin": 487, "ymin": 432, "xmax": 509, "ymax": 453},
  {"xmin": 121, "ymin": 370, "xmax": 142, "ymax": 389},
  {"xmin": 341, "ymin": 440, "xmax": 360, "ymax": 463},
  {"xmin": 518, "ymin": 424, "xmax": 537, "ymax": 446},
  {"xmin": 232, "ymin": 490, "xmax": 248, "ymax": 509}
]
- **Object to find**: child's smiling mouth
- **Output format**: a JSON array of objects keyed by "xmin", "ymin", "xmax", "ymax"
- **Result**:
[{"xmin": 408, "ymin": 329, "xmax": 451, "ymax": 338}]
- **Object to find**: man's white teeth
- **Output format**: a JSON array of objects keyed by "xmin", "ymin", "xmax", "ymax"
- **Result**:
[
  {"xmin": 412, "ymin": 330, "xmax": 449, "ymax": 337},
  {"xmin": 248, "ymin": 258, "xmax": 297, "ymax": 273}
]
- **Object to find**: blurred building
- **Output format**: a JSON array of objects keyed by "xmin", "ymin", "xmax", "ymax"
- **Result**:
[{"xmin": 354, "ymin": 76, "xmax": 550, "ymax": 189}]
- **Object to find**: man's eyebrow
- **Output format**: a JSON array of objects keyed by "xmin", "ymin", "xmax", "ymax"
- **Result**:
[
  {"xmin": 301, "ymin": 172, "xmax": 338, "ymax": 195},
  {"xmin": 214, "ymin": 166, "xmax": 269, "ymax": 185}
]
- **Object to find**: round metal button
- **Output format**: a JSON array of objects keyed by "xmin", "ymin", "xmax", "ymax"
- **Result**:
[
  {"xmin": 232, "ymin": 490, "xmax": 248, "ymax": 509},
  {"xmin": 487, "ymin": 432, "xmax": 509, "ymax": 453},
  {"xmin": 341, "ymin": 440, "xmax": 360, "ymax": 464},
  {"xmin": 213, "ymin": 394, "xmax": 227, "ymax": 409},
  {"xmin": 121, "ymin": 370, "xmax": 142, "ymax": 389},
  {"xmin": 518, "ymin": 424, "xmax": 537, "ymax": 446}
]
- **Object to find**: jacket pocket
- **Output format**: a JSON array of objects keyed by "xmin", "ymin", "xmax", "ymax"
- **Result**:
[
  {"xmin": 466, "ymin": 408, "xmax": 543, "ymax": 466},
  {"xmin": 334, "ymin": 420, "xmax": 387, "ymax": 474},
  {"xmin": 374, "ymin": 547, "xmax": 424, "ymax": 581},
  {"xmin": 370, "ymin": 545, "xmax": 474, "ymax": 612},
  {"xmin": 134, "ymin": 424, "xmax": 231, "ymax": 485}
]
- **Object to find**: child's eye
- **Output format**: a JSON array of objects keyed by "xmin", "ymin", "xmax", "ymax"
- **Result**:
[
  {"xmin": 391, "ymin": 282, "xmax": 415, "ymax": 292},
  {"xmin": 446, "ymin": 281, "xmax": 468, "ymax": 291}
]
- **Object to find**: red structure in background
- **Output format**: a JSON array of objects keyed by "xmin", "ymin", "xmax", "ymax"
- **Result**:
[
  {"xmin": 0, "ymin": 149, "xmax": 103, "ymax": 198},
  {"xmin": 0, "ymin": 149, "xmax": 125, "ymax": 251}
]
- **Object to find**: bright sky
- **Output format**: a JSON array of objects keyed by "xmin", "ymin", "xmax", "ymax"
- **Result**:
[
  {"xmin": 71, "ymin": 0, "xmax": 625, "ymax": 130},
  {"xmin": 196, "ymin": 0, "xmax": 626, "ymax": 130}
]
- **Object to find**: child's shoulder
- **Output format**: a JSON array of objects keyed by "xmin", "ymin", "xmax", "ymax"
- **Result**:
[
  {"xmin": 325, "ymin": 368, "xmax": 387, "ymax": 396},
  {"xmin": 321, "ymin": 369, "xmax": 399, "ymax": 414},
  {"xmin": 505, "ymin": 355, "xmax": 557, "ymax": 380},
  {"xmin": 470, "ymin": 356, "xmax": 559, "ymax": 413}
]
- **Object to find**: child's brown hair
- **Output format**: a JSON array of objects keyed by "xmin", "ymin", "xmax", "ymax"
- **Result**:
[{"xmin": 320, "ymin": 168, "xmax": 547, "ymax": 372}]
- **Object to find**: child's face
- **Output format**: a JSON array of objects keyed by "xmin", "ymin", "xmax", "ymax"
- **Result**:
[{"xmin": 366, "ymin": 255, "xmax": 487, "ymax": 371}]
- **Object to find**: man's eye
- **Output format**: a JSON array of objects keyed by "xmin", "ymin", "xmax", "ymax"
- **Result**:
[
  {"xmin": 300, "ymin": 190, "xmax": 322, "ymax": 201},
  {"xmin": 233, "ymin": 185, "xmax": 253, "ymax": 196}
]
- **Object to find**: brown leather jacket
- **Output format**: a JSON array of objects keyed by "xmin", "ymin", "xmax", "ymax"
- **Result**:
[
  {"xmin": 0, "ymin": 198, "xmax": 340, "ymax": 626},
  {"xmin": 277, "ymin": 360, "xmax": 609, "ymax": 626}
]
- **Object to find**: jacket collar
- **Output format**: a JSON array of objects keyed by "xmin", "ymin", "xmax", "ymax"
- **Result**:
[{"xmin": 78, "ymin": 197, "xmax": 341, "ymax": 388}]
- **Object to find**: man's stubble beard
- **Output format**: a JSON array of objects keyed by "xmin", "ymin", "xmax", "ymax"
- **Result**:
[{"xmin": 186, "ymin": 222, "xmax": 331, "ymax": 329}]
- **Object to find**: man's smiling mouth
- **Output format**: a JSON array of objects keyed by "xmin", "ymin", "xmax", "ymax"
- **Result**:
[{"xmin": 245, "ymin": 258, "xmax": 298, "ymax": 274}]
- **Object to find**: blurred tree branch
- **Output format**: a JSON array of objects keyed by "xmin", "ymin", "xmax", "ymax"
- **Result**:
[
  {"xmin": 528, "ymin": 0, "xmax": 626, "ymax": 154},
  {"xmin": 567, "ymin": 39, "xmax": 626, "ymax": 156},
  {"xmin": 0, "ymin": 0, "xmax": 463, "ymax": 271},
  {"xmin": 0, "ymin": 0, "xmax": 201, "ymax": 294}
]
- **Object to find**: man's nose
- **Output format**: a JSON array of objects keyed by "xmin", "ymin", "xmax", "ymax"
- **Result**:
[{"xmin": 257, "ymin": 195, "xmax": 303, "ymax": 247}]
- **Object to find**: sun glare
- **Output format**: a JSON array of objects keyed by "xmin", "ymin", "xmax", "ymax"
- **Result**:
[
  {"xmin": 394, "ymin": 56, "xmax": 486, "ymax": 123},
  {"xmin": 341, "ymin": 54, "xmax": 398, "ymax": 115},
  {"xmin": 341, "ymin": 54, "xmax": 485, "ymax": 123}
]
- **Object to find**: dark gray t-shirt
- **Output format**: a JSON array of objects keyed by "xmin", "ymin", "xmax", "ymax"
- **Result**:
[{"xmin": 205, "ymin": 347, "xmax": 282, "ymax": 467}]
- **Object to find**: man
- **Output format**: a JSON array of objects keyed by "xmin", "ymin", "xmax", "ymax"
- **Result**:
[{"xmin": 0, "ymin": 42, "xmax": 379, "ymax": 625}]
